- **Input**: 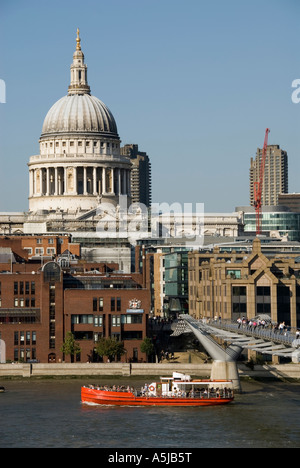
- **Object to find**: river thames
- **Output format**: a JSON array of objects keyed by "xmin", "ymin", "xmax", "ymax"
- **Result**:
[{"xmin": 0, "ymin": 377, "xmax": 300, "ymax": 448}]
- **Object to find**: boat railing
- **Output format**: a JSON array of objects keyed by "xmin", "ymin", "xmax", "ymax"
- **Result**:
[{"xmin": 83, "ymin": 385, "xmax": 233, "ymax": 400}]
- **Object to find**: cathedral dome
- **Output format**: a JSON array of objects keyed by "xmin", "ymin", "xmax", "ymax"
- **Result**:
[
  {"xmin": 28, "ymin": 29, "xmax": 132, "ymax": 215},
  {"xmin": 41, "ymin": 94, "xmax": 118, "ymax": 138},
  {"xmin": 40, "ymin": 28, "xmax": 119, "ymax": 140}
]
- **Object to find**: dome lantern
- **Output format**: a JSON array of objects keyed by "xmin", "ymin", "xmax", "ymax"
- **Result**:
[{"xmin": 68, "ymin": 28, "xmax": 91, "ymax": 96}]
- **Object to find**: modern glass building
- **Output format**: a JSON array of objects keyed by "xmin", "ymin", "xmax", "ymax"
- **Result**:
[
  {"xmin": 237, "ymin": 206, "xmax": 300, "ymax": 242},
  {"xmin": 163, "ymin": 252, "xmax": 189, "ymax": 317},
  {"xmin": 243, "ymin": 212, "xmax": 300, "ymax": 241}
]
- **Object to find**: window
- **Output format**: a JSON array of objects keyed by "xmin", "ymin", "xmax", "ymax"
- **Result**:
[
  {"xmin": 256, "ymin": 286, "xmax": 271, "ymax": 314},
  {"xmin": 227, "ymin": 270, "xmax": 241, "ymax": 279},
  {"xmin": 122, "ymin": 331, "xmax": 143, "ymax": 340},
  {"xmin": 94, "ymin": 315, "xmax": 103, "ymax": 327},
  {"xmin": 122, "ymin": 314, "xmax": 143, "ymax": 324},
  {"xmin": 111, "ymin": 298, "xmax": 115, "ymax": 312},
  {"xmin": 71, "ymin": 315, "xmax": 93, "ymax": 324},
  {"xmin": 93, "ymin": 297, "xmax": 97, "ymax": 312},
  {"xmin": 14, "ymin": 332, "xmax": 18, "ymax": 346},
  {"xmin": 117, "ymin": 297, "xmax": 121, "ymax": 312},
  {"xmin": 99, "ymin": 298, "xmax": 103, "ymax": 311},
  {"xmin": 32, "ymin": 332, "xmax": 36, "ymax": 345},
  {"xmin": 232, "ymin": 286, "xmax": 247, "ymax": 318},
  {"xmin": 14, "ymin": 282, "xmax": 18, "ymax": 295},
  {"xmin": 111, "ymin": 315, "xmax": 120, "ymax": 327}
]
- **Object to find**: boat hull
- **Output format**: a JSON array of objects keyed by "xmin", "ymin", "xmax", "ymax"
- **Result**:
[{"xmin": 81, "ymin": 387, "xmax": 233, "ymax": 407}]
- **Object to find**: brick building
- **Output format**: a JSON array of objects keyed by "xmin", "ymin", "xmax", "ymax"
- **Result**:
[
  {"xmin": 0, "ymin": 237, "xmax": 150, "ymax": 363},
  {"xmin": 0, "ymin": 234, "xmax": 80, "ymax": 262}
]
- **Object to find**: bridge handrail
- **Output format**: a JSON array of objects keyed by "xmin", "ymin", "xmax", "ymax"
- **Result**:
[{"xmin": 197, "ymin": 318, "xmax": 299, "ymax": 347}]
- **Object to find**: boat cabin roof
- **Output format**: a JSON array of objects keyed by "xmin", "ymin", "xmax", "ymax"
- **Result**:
[{"xmin": 160, "ymin": 377, "xmax": 233, "ymax": 386}]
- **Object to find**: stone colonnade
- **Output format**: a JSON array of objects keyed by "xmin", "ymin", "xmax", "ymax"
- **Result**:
[{"xmin": 29, "ymin": 166, "xmax": 131, "ymax": 198}]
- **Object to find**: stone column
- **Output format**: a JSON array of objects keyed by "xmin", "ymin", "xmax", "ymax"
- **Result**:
[
  {"xmin": 74, "ymin": 166, "xmax": 78, "ymax": 195},
  {"xmin": 111, "ymin": 168, "xmax": 115, "ymax": 194},
  {"xmin": 58, "ymin": 169, "xmax": 62, "ymax": 195},
  {"xmin": 93, "ymin": 167, "xmax": 97, "ymax": 195},
  {"xmin": 64, "ymin": 167, "xmax": 67, "ymax": 195},
  {"xmin": 118, "ymin": 168, "xmax": 121, "ymax": 196},
  {"xmin": 122, "ymin": 169, "xmax": 126, "ymax": 195},
  {"xmin": 46, "ymin": 168, "xmax": 50, "ymax": 196},
  {"xmin": 40, "ymin": 168, "xmax": 44, "ymax": 195},
  {"xmin": 102, "ymin": 167, "xmax": 106, "ymax": 194},
  {"xmin": 54, "ymin": 167, "xmax": 58, "ymax": 196},
  {"xmin": 29, "ymin": 170, "xmax": 34, "ymax": 197},
  {"xmin": 83, "ymin": 167, "xmax": 87, "ymax": 195}
]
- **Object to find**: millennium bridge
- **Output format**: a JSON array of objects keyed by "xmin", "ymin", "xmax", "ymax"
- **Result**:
[{"xmin": 172, "ymin": 315, "xmax": 300, "ymax": 391}]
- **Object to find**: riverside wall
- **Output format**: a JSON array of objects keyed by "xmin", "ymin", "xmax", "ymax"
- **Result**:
[{"xmin": 0, "ymin": 362, "xmax": 300, "ymax": 380}]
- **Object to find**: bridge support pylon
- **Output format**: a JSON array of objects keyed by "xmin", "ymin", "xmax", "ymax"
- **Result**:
[
  {"xmin": 173, "ymin": 316, "xmax": 243, "ymax": 392},
  {"xmin": 211, "ymin": 360, "xmax": 241, "ymax": 393}
]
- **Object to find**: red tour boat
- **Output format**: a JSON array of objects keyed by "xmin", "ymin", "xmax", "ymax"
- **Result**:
[{"xmin": 81, "ymin": 372, "xmax": 234, "ymax": 407}]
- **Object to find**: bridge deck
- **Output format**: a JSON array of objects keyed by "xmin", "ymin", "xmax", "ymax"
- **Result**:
[{"xmin": 173, "ymin": 316, "xmax": 300, "ymax": 359}]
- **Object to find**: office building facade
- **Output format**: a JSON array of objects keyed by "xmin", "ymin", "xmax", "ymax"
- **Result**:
[
  {"xmin": 250, "ymin": 144, "xmax": 288, "ymax": 207},
  {"xmin": 121, "ymin": 144, "xmax": 152, "ymax": 207}
]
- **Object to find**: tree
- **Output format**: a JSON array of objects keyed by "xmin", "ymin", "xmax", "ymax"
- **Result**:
[
  {"xmin": 140, "ymin": 337, "xmax": 154, "ymax": 362},
  {"xmin": 61, "ymin": 332, "xmax": 81, "ymax": 362},
  {"xmin": 95, "ymin": 337, "xmax": 125, "ymax": 362}
]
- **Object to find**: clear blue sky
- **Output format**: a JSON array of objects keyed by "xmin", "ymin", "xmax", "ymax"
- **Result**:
[{"xmin": 1, "ymin": 0, "xmax": 300, "ymax": 213}]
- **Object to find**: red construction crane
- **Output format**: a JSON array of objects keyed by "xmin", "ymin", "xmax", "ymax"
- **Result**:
[{"xmin": 253, "ymin": 128, "xmax": 270, "ymax": 236}]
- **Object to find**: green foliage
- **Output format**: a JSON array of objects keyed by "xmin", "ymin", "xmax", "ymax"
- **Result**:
[
  {"xmin": 61, "ymin": 332, "xmax": 81, "ymax": 357},
  {"xmin": 140, "ymin": 337, "xmax": 154, "ymax": 356},
  {"xmin": 95, "ymin": 337, "xmax": 125, "ymax": 362}
]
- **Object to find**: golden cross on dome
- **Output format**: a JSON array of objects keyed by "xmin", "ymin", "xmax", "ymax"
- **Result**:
[{"xmin": 76, "ymin": 28, "xmax": 81, "ymax": 50}]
